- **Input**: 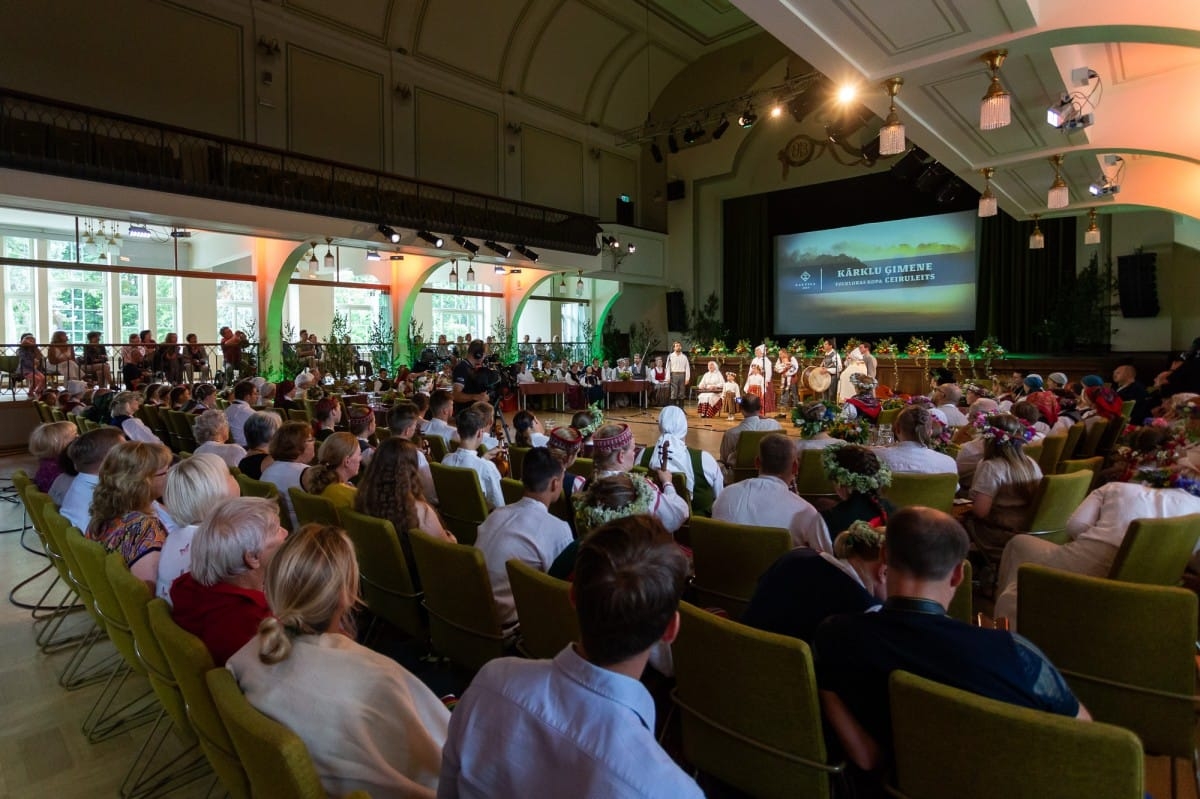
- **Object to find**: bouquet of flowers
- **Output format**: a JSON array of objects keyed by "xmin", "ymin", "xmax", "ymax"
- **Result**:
[
  {"xmin": 787, "ymin": 338, "xmax": 808, "ymax": 362},
  {"xmin": 734, "ymin": 339, "xmax": 753, "ymax": 356},
  {"xmin": 532, "ymin": 369, "xmax": 549, "ymax": 382},
  {"xmin": 618, "ymin": 370, "xmax": 632, "ymax": 381},
  {"xmin": 905, "ymin": 336, "xmax": 932, "ymax": 370},
  {"xmin": 690, "ymin": 342, "xmax": 705, "ymax": 356},
  {"xmin": 976, "ymin": 336, "xmax": 1006, "ymax": 375},
  {"xmin": 943, "ymin": 336, "xmax": 971, "ymax": 375},
  {"xmin": 828, "ymin": 415, "xmax": 872, "ymax": 445},
  {"xmin": 791, "ymin": 399, "xmax": 838, "ymax": 437},
  {"xmin": 708, "ymin": 339, "xmax": 729, "ymax": 357}
]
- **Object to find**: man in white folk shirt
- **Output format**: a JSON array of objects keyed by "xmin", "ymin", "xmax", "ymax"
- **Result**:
[
  {"xmin": 718, "ymin": 394, "xmax": 781, "ymax": 481},
  {"xmin": 388, "ymin": 401, "xmax": 438, "ymax": 503},
  {"xmin": 712, "ymin": 432, "xmax": 832, "ymax": 552},
  {"xmin": 474, "ymin": 448, "xmax": 573, "ymax": 629},
  {"xmin": 666, "ymin": 341, "xmax": 691, "ymax": 408},
  {"xmin": 441, "ymin": 401, "xmax": 506, "ymax": 510},
  {"xmin": 423, "ymin": 390, "xmax": 458, "ymax": 448}
]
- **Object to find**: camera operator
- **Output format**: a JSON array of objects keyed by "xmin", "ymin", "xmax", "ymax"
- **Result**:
[{"xmin": 453, "ymin": 339, "xmax": 494, "ymax": 415}]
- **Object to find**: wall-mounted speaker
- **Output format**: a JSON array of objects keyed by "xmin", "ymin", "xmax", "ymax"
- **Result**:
[
  {"xmin": 666, "ymin": 180, "xmax": 685, "ymax": 201},
  {"xmin": 1117, "ymin": 251, "xmax": 1159, "ymax": 318},
  {"xmin": 616, "ymin": 196, "xmax": 634, "ymax": 225}
]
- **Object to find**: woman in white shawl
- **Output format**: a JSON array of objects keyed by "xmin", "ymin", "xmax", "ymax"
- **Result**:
[
  {"xmin": 695, "ymin": 361, "xmax": 726, "ymax": 418},
  {"xmin": 838, "ymin": 345, "xmax": 868, "ymax": 402},
  {"xmin": 639, "ymin": 405, "xmax": 724, "ymax": 515}
]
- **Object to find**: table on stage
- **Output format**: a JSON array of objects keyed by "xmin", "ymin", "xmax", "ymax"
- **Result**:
[
  {"xmin": 603, "ymin": 379, "xmax": 650, "ymax": 408},
  {"xmin": 518, "ymin": 381, "xmax": 567, "ymax": 410}
]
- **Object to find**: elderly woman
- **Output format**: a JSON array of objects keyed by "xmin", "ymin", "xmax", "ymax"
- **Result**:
[
  {"xmin": 227, "ymin": 524, "xmax": 450, "ymax": 798},
  {"xmin": 841, "ymin": 373, "xmax": 881, "ymax": 422},
  {"xmin": 638, "ymin": 405, "xmax": 723, "ymax": 515},
  {"xmin": 261, "ymin": 421, "xmax": 316, "ymax": 530},
  {"xmin": 108, "ymin": 390, "xmax": 162, "ymax": 444},
  {"xmin": 86, "ymin": 440, "xmax": 173, "ymax": 589},
  {"xmin": 47, "ymin": 330, "xmax": 82, "ymax": 381},
  {"xmin": 873, "ymin": 406, "xmax": 958, "ymax": 482},
  {"xmin": 238, "ymin": 411, "xmax": 281, "ymax": 479},
  {"xmin": 300, "ymin": 432, "xmax": 361, "ymax": 507},
  {"xmin": 967, "ymin": 413, "xmax": 1043, "ymax": 565},
  {"xmin": 156, "ymin": 453, "xmax": 240, "ymax": 601},
  {"xmin": 191, "ymin": 409, "xmax": 248, "ymax": 467},
  {"xmin": 695, "ymin": 361, "xmax": 726, "ymax": 418},
  {"xmin": 795, "ymin": 401, "xmax": 847, "ymax": 451},
  {"xmin": 169, "ymin": 497, "xmax": 286, "ymax": 665},
  {"xmin": 821, "ymin": 444, "xmax": 895, "ymax": 535},
  {"xmin": 29, "ymin": 421, "xmax": 78, "ymax": 501}
]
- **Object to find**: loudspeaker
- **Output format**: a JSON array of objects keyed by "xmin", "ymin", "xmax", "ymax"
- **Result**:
[
  {"xmin": 666, "ymin": 179, "xmax": 685, "ymax": 201},
  {"xmin": 666, "ymin": 291, "xmax": 687, "ymax": 331},
  {"xmin": 1117, "ymin": 251, "xmax": 1159, "ymax": 318},
  {"xmin": 616, "ymin": 196, "xmax": 634, "ymax": 225}
]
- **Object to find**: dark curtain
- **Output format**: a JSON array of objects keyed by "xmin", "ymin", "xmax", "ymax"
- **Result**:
[
  {"xmin": 976, "ymin": 213, "xmax": 1076, "ymax": 352},
  {"xmin": 722, "ymin": 194, "xmax": 772, "ymax": 341}
]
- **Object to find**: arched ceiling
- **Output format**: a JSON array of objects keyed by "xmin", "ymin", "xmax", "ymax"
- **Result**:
[{"xmin": 731, "ymin": 0, "xmax": 1200, "ymax": 222}]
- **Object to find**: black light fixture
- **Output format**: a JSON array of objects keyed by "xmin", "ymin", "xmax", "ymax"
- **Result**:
[
  {"xmin": 602, "ymin": 235, "xmax": 620, "ymax": 250},
  {"xmin": 308, "ymin": 241, "xmax": 318, "ymax": 272},
  {"xmin": 514, "ymin": 244, "xmax": 539, "ymax": 262},
  {"xmin": 711, "ymin": 116, "xmax": 729, "ymax": 140},
  {"xmin": 417, "ymin": 230, "xmax": 444, "ymax": 248},
  {"xmin": 377, "ymin": 224, "xmax": 401, "ymax": 243},
  {"xmin": 484, "ymin": 240, "xmax": 510, "ymax": 258},
  {"xmin": 667, "ymin": 132, "xmax": 679, "ymax": 154},
  {"xmin": 738, "ymin": 106, "xmax": 757, "ymax": 128},
  {"xmin": 453, "ymin": 235, "xmax": 480, "ymax": 254},
  {"xmin": 650, "ymin": 140, "xmax": 663, "ymax": 163}
]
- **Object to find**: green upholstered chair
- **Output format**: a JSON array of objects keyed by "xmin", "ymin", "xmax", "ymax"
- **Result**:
[
  {"xmin": 794, "ymin": 448, "xmax": 836, "ymax": 498},
  {"xmin": 688, "ymin": 516, "xmax": 792, "ymax": 620},
  {"xmin": 409, "ymin": 532, "xmax": 506, "ymax": 674},
  {"xmin": 1021, "ymin": 441, "xmax": 1044, "ymax": 468},
  {"xmin": 147, "ymin": 600, "xmax": 251, "ymax": 799},
  {"xmin": 945, "ymin": 559, "xmax": 973, "ymax": 624},
  {"xmin": 1017, "ymin": 564, "xmax": 1194, "ymax": 799},
  {"xmin": 500, "ymin": 477, "xmax": 525, "ymax": 507},
  {"xmin": 422, "ymin": 433, "xmax": 447, "ymax": 463},
  {"xmin": 1062, "ymin": 423, "xmax": 1085, "ymax": 461},
  {"xmin": 234, "ymin": 472, "xmax": 278, "ymax": 499},
  {"xmin": 1107, "ymin": 513, "xmax": 1200, "ymax": 585},
  {"xmin": 507, "ymin": 445, "xmax": 530, "ymax": 480},
  {"xmin": 1023, "ymin": 470, "xmax": 1094, "ymax": 544},
  {"xmin": 10, "ymin": 474, "xmax": 77, "ymax": 631},
  {"xmin": 288, "ymin": 487, "xmax": 340, "ymax": 527},
  {"xmin": 39, "ymin": 504, "xmax": 110, "ymax": 684},
  {"xmin": 888, "ymin": 670, "xmax": 1143, "ymax": 799},
  {"xmin": 882, "ymin": 472, "xmax": 957, "ymax": 513},
  {"xmin": 1095, "ymin": 414, "xmax": 1125, "ymax": 457},
  {"xmin": 1120, "ymin": 399, "xmax": 1136, "ymax": 420},
  {"xmin": 571, "ymin": 456, "xmax": 595, "ymax": 482},
  {"xmin": 429, "ymin": 462, "xmax": 489, "ymax": 545},
  {"xmin": 671, "ymin": 602, "xmax": 844, "ymax": 799},
  {"xmin": 335, "ymin": 507, "xmax": 425, "ymax": 641},
  {"xmin": 287, "ymin": 407, "xmax": 311, "ymax": 423},
  {"xmin": 506, "ymin": 559, "xmax": 578, "ymax": 660},
  {"xmin": 876, "ymin": 406, "xmax": 902, "ymax": 426},
  {"xmin": 1074, "ymin": 419, "xmax": 1109, "ymax": 458},
  {"xmin": 206, "ymin": 668, "xmax": 326, "ymax": 799},
  {"xmin": 1035, "ymin": 432, "xmax": 1068, "ymax": 476},
  {"xmin": 731, "ymin": 430, "xmax": 773, "ymax": 484},
  {"xmin": 1056, "ymin": 456, "xmax": 1103, "ymax": 493},
  {"xmin": 162, "ymin": 409, "xmax": 198, "ymax": 452}
]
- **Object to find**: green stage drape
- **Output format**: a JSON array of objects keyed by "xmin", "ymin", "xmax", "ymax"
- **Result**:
[{"xmin": 722, "ymin": 194, "xmax": 772, "ymax": 342}]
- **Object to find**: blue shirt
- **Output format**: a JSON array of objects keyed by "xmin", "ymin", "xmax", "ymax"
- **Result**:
[{"xmin": 438, "ymin": 645, "xmax": 703, "ymax": 799}]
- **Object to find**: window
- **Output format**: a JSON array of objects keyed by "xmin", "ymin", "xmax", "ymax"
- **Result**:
[
  {"xmin": 46, "ymin": 240, "xmax": 77, "ymax": 262},
  {"xmin": 333, "ymin": 284, "xmax": 386, "ymax": 342},
  {"xmin": 3, "ymin": 237, "xmax": 33, "ymax": 260},
  {"xmin": 120, "ymin": 273, "xmax": 143, "ymax": 342},
  {"xmin": 216, "ymin": 279, "xmax": 256, "ymax": 335},
  {"xmin": 4, "ymin": 264, "xmax": 36, "ymax": 342},
  {"xmin": 431, "ymin": 281, "xmax": 484, "ymax": 342},
  {"xmin": 48, "ymin": 268, "xmax": 105, "ymax": 343},
  {"xmin": 561, "ymin": 302, "xmax": 587, "ymax": 345},
  {"xmin": 155, "ymin": 276, "xmax": 179, "ymax": 338}
]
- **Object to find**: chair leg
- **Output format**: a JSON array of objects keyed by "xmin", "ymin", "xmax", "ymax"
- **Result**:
[
  {"xmin": 119, "ymin": 709, "xmax": 211, "ymax": 799},
  {"xmin": 58, "ymin": 623, "xmax": 121, "ymax": 690},
  {"xmin": 81, "ymin": 664, "xmax": 158, "ymax": 743}
]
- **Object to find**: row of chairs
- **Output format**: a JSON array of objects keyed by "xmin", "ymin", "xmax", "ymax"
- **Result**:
[{"xmin": 11, "ymin": 472, "xmax": 372, "ymax": 798}]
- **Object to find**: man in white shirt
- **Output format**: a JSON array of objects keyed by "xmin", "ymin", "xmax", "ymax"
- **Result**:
[
  {"xmin": 441, "ymin": 401, "xmax": 505, "ymax": 510},
  {"xmin": 60, "ymin": 426, "xmax": 127, "ymax": 531},
  {"xmin": 712, "ymin": 432, "xmax": 832, "ymax": 551},
  {"xmin": 933, "ymin": 383, "xmax": 968, "ymax": 427},
  {"xmin": 423, "ymin": 390, "xmax": 457, "ymax": 447},
  {"xmin": 666, "ymin": 341, "xmax": 691, "ymax": 408},
  {"xmin": 475, "ymin": 448, "xmax": 573, "ymax": 627},
  {"xmin": 388, "ymin": 401, "xmax": 438, "ymax": 503},
  {"xmin": 859, "ymin": 342, "xmax": 877, "ymax": 380},
  {"xmin": 224, "ymin": 379, "xmax": 259, "ymax": 446},
  {"xmin": 718, "ymin": 394, "xmax": 781, "ymax": 479}
]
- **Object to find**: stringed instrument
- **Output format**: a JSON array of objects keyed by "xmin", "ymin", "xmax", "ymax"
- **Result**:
[{"xmin": 492, "ymin": 416, "xmax": 510, "ymax": 477}]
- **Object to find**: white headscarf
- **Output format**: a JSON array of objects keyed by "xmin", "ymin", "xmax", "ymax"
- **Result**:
[{"xmin": 651, "ymin": 405, "xmax": 696, "ymax": 492}]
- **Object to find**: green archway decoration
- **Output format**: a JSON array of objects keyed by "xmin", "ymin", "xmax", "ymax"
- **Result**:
[
  {"xmin": 263, "ymin": 243, "xmax": 311, "ymax": 381},
  {"xmin": 395, "ymin": 259, "xmax": 453, "ymax": 368}
]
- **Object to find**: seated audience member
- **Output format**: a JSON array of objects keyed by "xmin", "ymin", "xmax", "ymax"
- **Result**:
[
  {"xmin": 311, "ymin": 397, "xmax": 341, "ymax": 443},
  {"xmin": 873, "ymin": 406, "xmax": 958, "ymax": 485},
  {"xmin": 1111, "ymin": 364, "xmax": 1150, "ymax": 424},
  {"xmin": 475, "ymin": 448, "xmax": 573, "ymax": 627},
  {"xmin": 590, "ymin": 423, "xmax": 687, "ymax": 533},
  {"xmin": 60, "ymin": 380, "xmax": 88, "ymax": 415},
  {"xmin": 299, "ymin": 432, "xmax": 361, "ymax": 508},
  {"xmin": 86, "ymin": 441, "xmax": 173, "ymax": 589},
  {"xmin": 273, "ymin": 379, "xmax": 298, "ymax": 412},
  {"xmin": 842, "ymin": 373, "xmax": 881, "ymax": 422},
  {"xmin": 82, "ymin": 330, "xmax": 113, "ymax": 387},
  {"xmin": 638, "ymin": 405, "xmax": 723, "ymax": 516},
  {"xmin": 46, "ymin": 330, "xmax": 81, "ymax": 382},
  {"xmin": 18, "ymin": 332, "xmax": 47, "ymax": 396},
  {"xmin": 388, "ymin": 401, "xmax": 437, "ymax": 502},
  {"xmin": 227, "ymin": 523, "xmax": 449, "ymax": 798},
  {"xmin": 441, "ymin": 402, "xmax": 505, "ymax": 510},
  {"xmin": 156, "ymin": 453, "xmax": 239, "ymax": 601},
  {"xmin": 966, "ymin": 414, "xmax": 1043, "ymax": 565},
  {"xmin": 224, "ymin": 380, "xmax": 259, "ymax": 446},
  {"xmin": 814, "ymin": 507, "xmax": 1088, "ymax": 775},
  {"xmin": 1047, "ymin": 371, "xmax": 1070, "ymax": 391},
  {"xmin": 261, "ymin": 421, "xmax": 317, "ymax": 530},
  {"xmin": 345, "ymin": 405, "xmax": 376, "ymax": 463},
  {"xmin": 238, "ymin": 410, "xmax": 281, "ymax": 479},
  {"xmin": 932, "ymin": 383, "xmax": 968, "ymax": 427},
  {"xmin": 743, "ymin": 521, "xmax": 886, "ymax": 642},
  {"xmin": 717, "ymin": 394, "xmax": 781, "ymax": 479},
  {"xmin": 794, "ymin": 401, "xmax": 847, "ymax": 451},
  {"xmin": 168, "ymin": 385, "xmax": 191, "ymax": 412},
  {"xmin": 185, "ymin": 383, "xmax": 217, "ymax": 414},
  {"xmin": 1079, "ymin": 384, "xmax": 1124, "ymax": 431},
  {"xmin": 193, "ymin": 409, "xmax": 248, "ymax": 467},
  {"xmin": 1010, "ymin": 399, "xmax": 1050, "ymax": 439},
  {"xmin": 422, "ymin": 390, "xmax": 457, "ymax": 447},
  {"xmin": 512, "ymin": 409, "xmax": 549, "ymax": 448},
  {"xmin": 712, "ymin": 432, "xmax": 831, "ymax": 551},
  {"xmin": 29, "ymin": 421, "xmax": 78, "ymax": 502},
  {"xmin": 60, "ymin": 427, "xmax": 126, "ymax": 531},
  {"xmin": 821, "ymin": 444, "xmax": 895, "ymax": 534},
  {"xmin": 1021, "ymin": 375, "xmax": 1061, "ymax": 428},
  {"xmin": 439, "ymin": 516, "xmax": 703, "ymax": 799},
  {"xmin": 109, "ymin": 391, "xmax": 161, "ymax": 444}
]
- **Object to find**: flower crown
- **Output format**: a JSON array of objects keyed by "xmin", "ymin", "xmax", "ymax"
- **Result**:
[
  {"xmin": 822, "ymin": 445, "xmax": 892, "ymax": 494},
  {"xmin": 971, "ymin": 412, "xmax": 1034, "ymax": 445},
  {"xmin": 572, "ymin": 475, "xmax": 656, "ymax": 533},
  {"xmin": 573, "ymin": 402, "xmax": 605, "ymax": 438},
  {"xmin": 793, "ymin": 401, "xmax": 837, "ymax": 437},
  {"xmin": 1129, "ymin": 465, "xmax": 1200, "ymax": 498}
]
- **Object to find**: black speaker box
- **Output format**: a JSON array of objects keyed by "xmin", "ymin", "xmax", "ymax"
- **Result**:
[
  {"xmin": 1116, "ymin": 251, "xmax": 1160, "ymax": 318},
  {"xmin": 616, "ymin": 196, "xmax": 634, "ymax": 225},
  {"xmin": 666, "ymin": 291, "xmax": 687, "ymax": 331}
]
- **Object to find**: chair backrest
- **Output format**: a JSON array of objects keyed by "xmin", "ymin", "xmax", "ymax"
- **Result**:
[
  {"xmin": 422, "ymin": 433, "xmax": 447, "ymax": 463},
  {"xmin": 571, "ymin": 456, "xmax": 595, "ymax": 482},
  {"xmin": 1055, "ymin": 456, "xmax": 1102, "ymax": 482},
  {"xmin": 672, "ymin": 602, "xmax": 842, "ymax": 799},
  {"xmin": 882, "ymin": 471, "xmax": 957, "ymax": 513},
  {"xmin": 1120, "ymin": 399, "xmax": 1136, "ymax": 420},
  {"xmin": 335, "ymin": 507, "xmax": 425, "ymax": 640},
  {"xmin": 506, "ymin": 559, "xmax": 578, "ymax": 659},
  {"xmin": 286, "ymin": 407, "xmax": 311, "ymax": 423},
  {"xmin": 287, "ymin": 487, "xmax": 340, "ymax": 527},
  {"xmin": 1095, "ymin": 415, "xmax": 1125, "ymax": 456},
  {"xmin": 889, "ymin": 670, "xmax": 1143, "ymax": 799},
  {"xmin": 945, "ymin": 558, "xmax": 972, "ymax": 623},
  {"xmin": 147, "ymin": 600, "xmax": 250, "ymax": 799},
  {"xmin": 1075, "ymin": 419, "xmax": 1109, "ymax": 458},
  {"xmin": 1035, "ymin": 432, "xmax": 1068, "ymax": 475},
  {"xmin": 105, "ymin": 553, "xmax": 196, "ymax": 746},
  {"xmin": 1021, "ymin": 441, "xmax": 1043, "ymax": 467},
  {"xmin": 877, "ymin": 406, "xmax": 901, "ymax": 426},
  {"xmin": 1018, "ymin": 564, "xmax": 1196, "ymax": 759},
  {"xmin": 64, "ymin": 531, "xmax": 144, "ymax": 675},
  {"xmin": 40, "ymin": 504, "xmax": 103, "ymax": 625},
  {"xmin": 429, "ymin": 462, "xmax": 488, "ymax": 545},
  {"xmin": 1059, "ymin": 421, "xmax": 1084, "ymax": 457},
  {"xmin": 689, "ymin": 516, "xmax": 792, "ymax": 619},
  {"xmin": 1026, "ymin": 471, "xmax": 1094, "ymax": 537},
  {"xmin": 235, "ymin": 472, "xmax": 279, "ymax": 499},
  {"xmin": 408, "ymin": 532, "xmax": 505, "ymax": 673},
  {"xmin": 794, "ymin": 448, "xmax": 836, "ymax": 497},
  {"xmin": 507, "ymin": 445, "xmax": 529, "ymax": 480},
  {"xmin": 1107, "ymin": 513, "xmax": 1200, "ymax": 586},
  {"xmin": 500, "ymin": 477, "xmax": 525, "ymax": 507},
  {"xmin": 732, "ymin": 430, "xmax": 773, "ymax": 483},
  {"xmin": 206, "ymin": 668, "xmax": 326, "ymax": 799}
]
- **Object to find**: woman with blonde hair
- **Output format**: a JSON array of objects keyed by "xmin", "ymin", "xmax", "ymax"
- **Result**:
[
  {"xmin": 86, "ymin": 440, "xmax": 173, "ymax": 589},
  {"xmin": 300, "ymin": 432, "xmax": 361, "ymax": 507},
  {"xmin": 29, "ymin": 420, "xmax": 78, "ymax": 500},
  {"xmin": 227, "ymin": 524, "xmax": 449, "ymax": 799},
  {"xmin": 967, "ymin": 412, "xmax": 1043, "ymax": 565},
  {"xmin": 156, "ymin": 453, "xmax": 239, "ymax": 600}
]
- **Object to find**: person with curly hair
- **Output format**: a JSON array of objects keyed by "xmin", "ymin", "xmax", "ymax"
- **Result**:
[
  {"xmin": 820, "ymin": 444, "xmax": 894, "ymax": 536},
  {"xmin": 86, "ymin": 440, "xmax": 173, "ymax": 589},
  {"xmin": 300, "ymin": 432, "xmax": 361, "ymax": 508},
  {"xmin": 966, "ymin": 413, "xmax": 1043, "ymax": 564}
]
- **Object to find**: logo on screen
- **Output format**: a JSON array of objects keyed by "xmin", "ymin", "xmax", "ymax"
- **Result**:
[{"xmin": 800, "ymin": 271, "xmax": 812, "ymax": 282}]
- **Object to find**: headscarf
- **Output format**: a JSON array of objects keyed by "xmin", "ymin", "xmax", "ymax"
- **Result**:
[
  {"xmin": 651, "ymin": 405, "xmax": 695, "ymax": 492},
  {"xmin": 1084, "ymin": 386, "xmax": 1123, "ymax": 420}
]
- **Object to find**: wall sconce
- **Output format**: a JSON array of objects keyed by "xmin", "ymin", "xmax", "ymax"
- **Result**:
[
  {"xmin": 257, "ymin": 36, "xmax": 281, "ymax": 57},
  {"xmin": 575, "ymin": 270, "xmax": 585, "ymax": 297},
  {"xmin": 393, "ymin": 83, "xmax": 412, "ymax": 101}
]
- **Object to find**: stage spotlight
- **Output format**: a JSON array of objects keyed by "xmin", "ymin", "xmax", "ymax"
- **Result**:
[
  {"xmin": 453, "ymin": 235, "xmax": 479, "ymax": 254},
  {"xmin": 417, "ymin": 230, "xmax": 443, "ymax": 248},
  {"xmin": 890, "ymin": 147, "xmax": 929, "ymax": 183},
  {"xmin": 915, "ymin": 162, "xmax": 948, "ymax": 193},
  {"xmin": 377, "ymin": 224, "xmax": 401, "ymax": 243},
  {"xmin": 711, "ymin": 117, "xmax": 729, "ymax": 140},
  {"xmin": 484, "ymin": 240, "xmax": 510, "ymax": 258},
  {"xmin": 667, "ymin": 132, "xmax": 679, "ymax": 153},
  {"xmin": 770, "ymin": 102, "xmax": 783, "ymax": 118},
  {"xmin": 683, "ymin": 126, "xmax": 698, "ymax": 145},
  {"xmin": 737, "ymin": 106, "xmax": 756, "ymax": 128},
  {"xmin": 515, "ymin": 244, "xmax": 539, "ymax": 262},
  {"xmin": 650, "ymin": 140, "xmax": 663, "ymax": 163},
  {"xmin": 836, "ymin": 84, "xmax": 858, "ymax": 104}
]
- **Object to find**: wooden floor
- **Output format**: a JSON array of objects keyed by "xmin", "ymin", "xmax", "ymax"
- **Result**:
[{"xmin": 0, "ymin": 415, "xmax": 1194, "ymax": 798}]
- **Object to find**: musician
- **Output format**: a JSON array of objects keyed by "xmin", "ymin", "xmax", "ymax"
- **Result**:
[
  {"xmin": 819, "ymin": 339, "xmax": 842, "ymax": 403},
  {"xmin": 451, "ymin": 339, "xmax": 492, "ymax": 415},
  {"xmin": 638, "ymin": 406, "xmax": 723, "ymax": 516},
  {"xmin": 752, "ymin": 345, "xmax": 775, "ymax": 414},
  {"xmin": 588, "ymin": 423, "xmax": 688, "ymax": 533},
  {"xmin": 666, "ymin": 341, "xmax": 691, "ymax": 408},
  {"xmin": 630, "ymin": 354, "xmax": 648, "ymax": 380},
  {"xmin": 695, "ymin": 361, "xmax": 725, "ymax": 418},
  {"xmin": 777, "ymin": 349, "xmax": 800, "ymax": 412}
]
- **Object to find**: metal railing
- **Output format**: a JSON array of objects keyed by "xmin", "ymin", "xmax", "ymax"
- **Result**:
[
  {"xmin": 0, "ymin": 342, "xmax": 260, "ymax": 389},
  {"xmin": 0, "ymin": 88, "xmax": 602, "ymax": 255}
]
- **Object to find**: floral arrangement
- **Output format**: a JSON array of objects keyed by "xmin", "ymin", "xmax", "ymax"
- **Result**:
[
  {"xmin": 828, "ymin": 416, "xmax": 872, "ymax": 445},
  {"xmin": 881, "ymin": 396, "xmax": 908, "ymax": 410},
  {"xmin": 708, "ymin": 339, "xmax": 729, "ymax": 357},
  {"xmin": 792, "ymin": 400, "xmax": 838, "ymax": 437},
  {"xmin": 970, "ymin": 411, "xmax": 1034, "ymax": 446},
  {"xmin": 532, "ymin": 370, "xmax": 550, "ymax": 382},
  {"xmin": 906, "ymin": 394, "xmax": 935, "ymax": 409},
  {"xmin": 734, "ymin": 339, "xmax": 753, "ymax": 356},
  {"xmin": 690, "ymin": 343, "xmax": 705, "ymax": 356},
  {"xmin": 412, "ymin": 374, "xmax": 433, "ymax": 394},
  {"xmin": 976, "ymin": 336, "xmax": 1007, "ymax": 376},
  {"xmin": 618, "ymin": 370, "xmax": 632, "ymax": 381},
  {"xmin": 822, "ymin": 443, "xmax": 892, "ymax": 491},
  {"xmin": 874, "ymin": 338, "xmax": 899, "ymax": 357},
  {"xmin": 905, "ymin": 336, "xmax": 932, "ymax": 369},
  {"xmin": 942, "ymin": 336, "xmax": 971, "ymax": 372},
  {"xmin": 573, "ymin": 474, "xmax": 657, "ymax": 533},
  {"xmin": 786, "ymin": 338, "xmax": 808, "ymax": 362},
  {"xmin": 760, "ymin": 337, "xmax": 780, "ymax": 358}
]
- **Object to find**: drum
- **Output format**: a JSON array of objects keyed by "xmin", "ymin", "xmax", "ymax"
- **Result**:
[{"xmin": 803, "ymin": 366, "xmax": 832, "ymax": 392}]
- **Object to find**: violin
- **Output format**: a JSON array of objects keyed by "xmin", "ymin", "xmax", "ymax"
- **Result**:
[{"xmin": 493, "ymin": 416, "xmax": 510, "ymax": 477}]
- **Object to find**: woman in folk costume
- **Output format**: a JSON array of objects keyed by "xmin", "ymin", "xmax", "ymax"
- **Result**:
[
  {"xmin": 842, "ymin": 372, "xmax": 882, "ymax": 423},
  {"xmin": 638, "ymin": 405, "xmax": 724, "ymax": 516},
  {"xmin": 751, "ymin": 345, "xmax": 775, "ymax": 414},
  {"xmin": 838, "ymin": 343, "xmax": 869, "ymax": 403},
  {"xmin": 695, "ymin": 361, "xmax": 726, "ymax": 418}
]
